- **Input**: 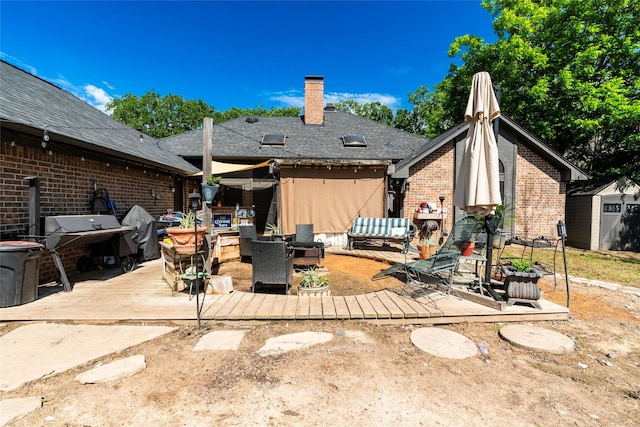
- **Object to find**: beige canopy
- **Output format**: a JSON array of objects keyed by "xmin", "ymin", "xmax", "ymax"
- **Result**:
[{"xmin": 194, "ymin": 160, "xmax": 271, "ymax": 176}]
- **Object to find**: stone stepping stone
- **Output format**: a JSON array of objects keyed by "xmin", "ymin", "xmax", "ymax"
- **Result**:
[
  {"xmin": 499, "ymin": 324, "xmax": 574, "ymax": 354},
  {"xmin": 257, "ymin": 331, "xmax": 333, "ymax": 356},
  {"xmin": 410, "ymin": 327, "xmax": 478, "ymax": 359}
]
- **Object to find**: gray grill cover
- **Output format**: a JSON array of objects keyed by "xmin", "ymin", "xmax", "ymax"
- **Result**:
[{"xmin": 121, "ymin": 205, "xmax": 160, "ymax": 261}]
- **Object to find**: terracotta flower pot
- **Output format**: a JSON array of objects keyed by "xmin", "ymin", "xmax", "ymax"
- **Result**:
[
  {"xmin": 461, "ymin": 241, "xmax": 475, "ymax": 256},
  {"xmin": 166, "ymin": 227, "xmax": 207, "ymax": 254},
  {"xmin": 417, "ymin": 244, "xmax": 436, "ymax": 260}
]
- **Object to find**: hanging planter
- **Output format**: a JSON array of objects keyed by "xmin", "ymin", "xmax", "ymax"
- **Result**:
[{"xmin": 201, "ymin": 175, "xmax": 221, "ymax": 206}]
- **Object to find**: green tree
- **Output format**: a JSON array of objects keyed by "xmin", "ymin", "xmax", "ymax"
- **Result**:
[
  {"xmin": 334, "ymin": 100, "xmax": 395, "ymax": 126},
  {"xmin": 410, "ymin": 0, "xmax": 640, "ymax": 182},
  {"xmin": 107, "ymin": 91, "xmax": 215, "ymax": 138}
]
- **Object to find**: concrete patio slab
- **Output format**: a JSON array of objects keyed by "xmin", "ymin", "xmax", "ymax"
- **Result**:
[
  {"xmin": 0, "ymin": 397, "xmax": 42, "ymax": 426},
  {"xmin": 0, "ymin": 323, "xmax": 175, "ymax": 391}
]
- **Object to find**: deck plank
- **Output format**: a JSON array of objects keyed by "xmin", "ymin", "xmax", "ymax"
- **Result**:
[
  {"xmin": 354, "ymin": 294, "xmax": 378, "ymax": 318},
  {"xmin": 364, "ymin": 292, "xmax": 391, "ymax": 319},
  {"xmin": 281, "ymin": 295, "xmax": 298, "ymax": 320},
  {"xmin": 296, "ymin": 295, "xmax": 310, "ymax": 319},
  {"xmin": 373, "ymin": 290, "xmax": 405, "ymax": 319},
  {"xmin": 227, "ymin": 292, "xmax": 257, "ymax": 320},
  {"xmin": 343, "ymin": 296, "xmax": 364, "ymax": 319},
  {"xmin": 308, "ymin": 295, "xmax": 324, "ymax": 319},
  {"xmin": 211, "ymin": 291, "xmax": 245, "ymax": 320},
  {"xmin": 238, "ymin": 293, "xmax": 267, "ymax": 320},
  {"xmin": 332, "ymin": 296, "xmax": 351, "ymax": 319},
  {"xmin": 255, "ymin": 294, "xmax": 278, "ymax": 320},
  {"xmin": 321, "ymin": 296, "xmax": 337, "ymax": 319}
]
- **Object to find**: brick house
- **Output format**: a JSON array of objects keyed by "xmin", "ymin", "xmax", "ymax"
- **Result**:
[
  {"xmin": 164, "ymin": 76, "xmax": 588, "ymax": 242},
  {"xmin": 394, "ymin": 116, "xmax": 589, "ymax": 239},
  {"xmin": 0, "ymin": 60, "xmax": 199, "ymax": 283}
]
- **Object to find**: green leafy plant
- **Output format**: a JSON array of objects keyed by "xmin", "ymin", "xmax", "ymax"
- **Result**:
[
  {"xmin": 419, "ymin": 235, "xmax": 436, "ymax": 246},
  {"xmin": 205, "ymin": 175, "xmax": 221, "ymax": 186},
  {"xmin": 510, "ymin": 258, "xmax": 533, "ymax": 272},
  {"xmin": 298, "ymin": 267, "xmax": 330, "ymax": 288},
  {"xmin": 179, "ymin": 212, "xmax": 196, "ymax": 228},
  {"xmin": 265, "ymin": 223, "xmax": 281, "ymax": 234}
]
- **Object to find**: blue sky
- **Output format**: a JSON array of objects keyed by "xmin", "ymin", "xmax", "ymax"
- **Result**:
[{"xmin": 1, "ymin": 1, "xmax": 497, "ymax": 114}]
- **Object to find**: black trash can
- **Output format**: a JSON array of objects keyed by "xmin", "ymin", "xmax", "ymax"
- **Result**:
[{"xmin": 0, "ymin": 241, "xmax": 44, "ymax": 307}]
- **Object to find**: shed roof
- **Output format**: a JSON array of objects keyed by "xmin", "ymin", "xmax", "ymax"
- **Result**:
[{"xmin": 0, "ymin": 60, "xmax": 199, "ymax": 175}]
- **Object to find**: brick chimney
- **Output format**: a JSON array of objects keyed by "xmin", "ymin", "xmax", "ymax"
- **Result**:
[{"xmin": 304, "ymin": 75, "xmax": 324, "ymax": 125}]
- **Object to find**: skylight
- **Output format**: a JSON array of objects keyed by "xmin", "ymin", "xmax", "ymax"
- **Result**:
[
  {"xmin": 261, "ymin": 134, "xmax": 286, "ymax": 146},
  {"xmin": 342, "ymin": 135, "xmax": 367, "ymax": 147}
]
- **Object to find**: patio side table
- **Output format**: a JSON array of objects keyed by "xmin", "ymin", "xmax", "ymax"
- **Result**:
[{"xmin": 288, "ymin": 241, "xmax": 324, "ymax": 267}]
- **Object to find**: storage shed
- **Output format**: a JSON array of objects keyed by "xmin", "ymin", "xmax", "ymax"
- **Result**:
[{"xmin": 566, "ymin": 178, "xmax": 640, "ymax": 251}]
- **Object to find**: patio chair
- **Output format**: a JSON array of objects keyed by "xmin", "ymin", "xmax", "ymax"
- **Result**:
[
  {"xmin": 372, "ymin": 215, "xmax": 478, "ymax": 307},
  {"xmin": 239, "ymin": 225, "xmax": 269, "ymax": 261},
  {"xmin": 251, "ymin": 240, "xmax": 294, "ymax": 294},
  {"xmin": 294, "ymin": 224, "xmax": 314, "ymax": 243}
]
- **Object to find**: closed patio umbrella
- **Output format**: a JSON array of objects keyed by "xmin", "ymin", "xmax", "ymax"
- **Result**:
[
  {"xmin": 453, "ymin": 71, "xmax": 502, "ymax": 291},
  {"xmin": 453, "ymin": 71, "xmax": 502, "ymax": 216}
]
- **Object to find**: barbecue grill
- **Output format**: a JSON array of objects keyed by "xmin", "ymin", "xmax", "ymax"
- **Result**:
[{"xmin": 42, "ymin": 215, "xmax": 137, "ymax": 291}]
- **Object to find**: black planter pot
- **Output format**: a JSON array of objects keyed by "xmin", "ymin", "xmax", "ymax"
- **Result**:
[{"xmin": 501, "ymin": 265, "xmax": 543, "ymax": 308}]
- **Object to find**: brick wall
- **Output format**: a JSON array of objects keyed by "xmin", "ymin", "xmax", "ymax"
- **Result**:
[
  {"xmin": 514, "ymin": 144, "xmax": 566, "ymax": 238},
  {"xmin": 406, "ymin": 142, "xmax": 455, "ymax": 215},
  {"xmin": 1, "ymin": 138, "xmax": 182, "ymax": 284},
  {"xmin": 403, "ymin": 139, "xmax": 565, "ymax": 240}
]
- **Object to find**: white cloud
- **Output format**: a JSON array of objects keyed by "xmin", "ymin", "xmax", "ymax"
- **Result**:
[
  {"xmin": 83, "ymin": 85, "xmax": 113, "ymax": 113},
  {"xmin": 269, "ymin": 90, "xmax": 401, "ymax": 110}
]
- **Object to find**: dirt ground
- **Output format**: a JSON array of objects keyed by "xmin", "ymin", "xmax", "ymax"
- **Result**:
[{"xmin": 2, "ymin": 255, "xmax": 639, "ymax": 426}]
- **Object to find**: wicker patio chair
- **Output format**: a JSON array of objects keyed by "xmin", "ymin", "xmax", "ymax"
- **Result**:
[
  {"xmin": 294, "ymin": 224, "xmax": 314, "ymax": 242},
  {"xmin": 239, "ymin": 225, "xmax": 269, "ymax": 261},
  {"xmin": 251, "ymin": 240, "xmax": 294, "ymax": 294}
]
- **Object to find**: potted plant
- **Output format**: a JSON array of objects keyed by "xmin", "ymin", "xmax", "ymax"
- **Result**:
[
  {"xmin": 297, "ymin": 267, "xmax": 330, "ymax": 296},
  {"xmin": 201, "ymin": 175, "xmax": 221, "ymax": 206},
  {"xmin": 492, "ymin": 203, "xmax": 517, "ymax": 249},
  {"xmin": 166, "ymin": 212, "xmax": 206, "ymax": 254},
  {"xmin": 266, "ymin": 223, "xmax": 284, "ymax": 241},
  {"xmin": 416, "ymin": 235, "xmax": 437, "ymax": 260},
  {"xmin": 501, "ymin": 258, "xmax": 543, "ymax": 306}
]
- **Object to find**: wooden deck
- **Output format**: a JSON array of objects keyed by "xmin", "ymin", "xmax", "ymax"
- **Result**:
[{"xmin": 0, "ymin": 247, "xmax": 569, "ymax": 325}]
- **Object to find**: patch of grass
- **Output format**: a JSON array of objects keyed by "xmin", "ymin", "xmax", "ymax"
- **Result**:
[{"xmin": 498, "ymin": 245, "xmax": 640, "ymax": 287}]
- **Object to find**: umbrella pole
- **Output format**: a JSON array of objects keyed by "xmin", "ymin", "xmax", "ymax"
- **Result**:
[{"xmin": 484, "ymin": 215, "xmax": 497, "ymax": 290}]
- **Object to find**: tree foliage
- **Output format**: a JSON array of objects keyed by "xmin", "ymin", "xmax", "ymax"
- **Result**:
[
  {"xmin": 410, "ymin": 0, "xmax": 640, "ymax": 183},
  {"xmin": 107, "ymin": 91, "xmax": 215, "ymax": 138},
  {"xmin": 108, "ymin": 92, "xmax": 301, "ymax": 138}
]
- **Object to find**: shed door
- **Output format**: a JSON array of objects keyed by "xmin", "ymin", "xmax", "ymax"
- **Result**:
[{"xmin": 600, "ymin": 195, "xmax": 640, "ymax": 251}]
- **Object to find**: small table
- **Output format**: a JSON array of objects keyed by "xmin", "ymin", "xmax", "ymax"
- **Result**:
[
  {"xmin": 288, "ymin": 241, "xmax": 324, "ymax": 267},
  {"xmin": 459, "ymin": 253, "xmax": 488, "ymax": 296}
]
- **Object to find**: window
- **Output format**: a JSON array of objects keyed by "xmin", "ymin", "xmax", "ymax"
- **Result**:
[
  {"xmin": 261, "ymin": 134, "xmax": 286, "ymax": 146},
  {"xmin": 603, "ymin": 203, "xmax": 621, "ymax": 213},
  {"xmin": 627, "ymin": 204, "xmax": 639, "ymax": 214},
  {"xmin": 342, "ymin": 135, "xmax": 367, "ymax": 147}
]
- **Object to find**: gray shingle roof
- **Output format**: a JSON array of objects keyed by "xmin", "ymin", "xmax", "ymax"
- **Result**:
[
  {"xmin": 0, "ymin": 60, "xmax": 199, "ymax": 174},
  {"xmin": 159, "ymin": 110, "xmax": 428, "ymax": 163}
]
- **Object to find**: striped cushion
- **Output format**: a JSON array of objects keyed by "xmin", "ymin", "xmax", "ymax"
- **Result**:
[{"xmin": 350, "ymin": 217, "xmax": 409, "ymax": 238}]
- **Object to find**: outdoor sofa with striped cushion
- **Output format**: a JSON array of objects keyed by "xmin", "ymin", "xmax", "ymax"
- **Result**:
[{"xmin": 347, "ymin": 217, "xmax": 416, "ymax": 252}]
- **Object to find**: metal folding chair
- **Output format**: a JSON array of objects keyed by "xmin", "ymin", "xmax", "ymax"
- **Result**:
[{"xmin": 372, "ymin": 215, "xmax": 478, "ymax": 307}]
